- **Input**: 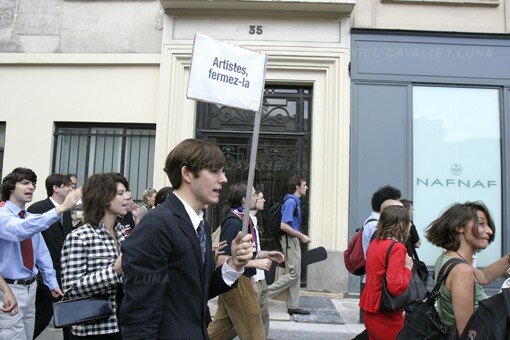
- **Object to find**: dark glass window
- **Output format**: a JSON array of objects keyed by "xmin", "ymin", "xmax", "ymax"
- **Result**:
[{"xmin": 53, "ymin": 123, "xmax": 156, "ymax": 201}]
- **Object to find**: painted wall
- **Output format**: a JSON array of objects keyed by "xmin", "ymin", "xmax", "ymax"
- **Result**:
[{"xmin": 0, "ymin": 54, "xmax": 160, "ymax": 203}]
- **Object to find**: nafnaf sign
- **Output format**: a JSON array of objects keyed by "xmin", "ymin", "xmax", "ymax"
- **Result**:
[
  {"xmin": 187, "ymin": 33, "xmax": 267, "ymax": 112},
  {"xmin": 415, "ymin": 163, "xmax": 498, "ymax": 189}
]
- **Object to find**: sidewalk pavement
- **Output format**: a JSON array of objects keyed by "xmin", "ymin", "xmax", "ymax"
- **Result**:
[
  {"xmin": 39, "ymin": 292, "xmax": 365, "ymax": 340},
  {"xmin": 209, "ymin": 291, "xmax": 365, "ymax": 340}
]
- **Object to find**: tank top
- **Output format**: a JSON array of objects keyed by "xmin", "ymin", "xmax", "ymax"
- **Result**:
[{"xmin": 434, "ymin": 254, "xmax": 488, "ymax": 326}]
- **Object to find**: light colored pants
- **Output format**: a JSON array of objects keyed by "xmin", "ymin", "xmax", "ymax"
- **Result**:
[
  {"xmin": 224, "ymin": 279, "xmax": 269, "ymax": 340},
  {"xmin": 268, "ymin": 235, "xmax": 301, "ymax": 309},
  {"xmin": 208, "ymin": 275, "xmax": 266, "ymax": 340},
  {"xmin": 0, "ymin": 280, "xmax": 37, "ymax": 340},
  {"xmin": 256, "ymin": 279, "xmax": 269, "ymax": 337}
]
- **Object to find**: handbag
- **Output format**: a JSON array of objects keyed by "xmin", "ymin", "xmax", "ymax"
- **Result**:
[
  {"xmin": 397, "ymin": 258, "xmax": 466, "ymax": 340},
  {"xmin": 412, "ymin": 246, "xmax": 429, "ymax": 285},
  {"xmin": 379, "ymin": 241, "xmax": 428, "ymax": 312},
  {"xmin": 53, "ymin": 294, "xmax": 113, "ymax": 328}
]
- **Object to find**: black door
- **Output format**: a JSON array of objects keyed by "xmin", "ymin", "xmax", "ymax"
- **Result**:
[{"xmin": 196, "ymin": 85, "xmax": 312, "ymax": 253}]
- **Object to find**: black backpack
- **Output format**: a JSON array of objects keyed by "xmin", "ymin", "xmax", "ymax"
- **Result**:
[
  {"xmin": 266, "ymin": 196, "xmax": 295, "ymax": 237},
  {"xmin": 459, "ymin": 287, "xmax": 510, "ymax": 340}
]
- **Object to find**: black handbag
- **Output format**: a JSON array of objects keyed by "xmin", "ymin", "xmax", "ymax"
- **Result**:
[
  {"xmin": 53, "ymin": 294, "xmax": 113, "ymax": 328},
  {"xmin": 397, "ymin": 258, "xmax": 466, "ymax": 340},
  {"xmin": 379, "ymin": 242, "xmax": 428, "ymax": 312},
  {"xmin": 411, "ymin": 246, "xmax": 429, "ymax": 285},
  {"xmin": 413, "ymin": 258, "xmax": 429, "ymax": 284}
]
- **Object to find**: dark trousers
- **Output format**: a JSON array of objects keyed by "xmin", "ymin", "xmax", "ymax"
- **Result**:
[{"xmin": 33, "ymin": 282, "xmax": 74, "ymax": 340}]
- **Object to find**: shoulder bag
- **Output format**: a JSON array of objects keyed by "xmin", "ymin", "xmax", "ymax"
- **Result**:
[
  {"xmin": 53, "ymin": 226, "xmax": 115, "ymax": 328},
  {"xmin": 379, "ymin": 241, "xmax": 428, "ymax": 312},
  {"xmin": 397, "ymin": 258, "xmax": 466, "ymax": 339}
]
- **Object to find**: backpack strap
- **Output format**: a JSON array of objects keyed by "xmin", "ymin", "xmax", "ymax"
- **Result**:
[
  {"xmin": 356, "ymin": 218, "xmax": 377, "ymax": 233},
  {"xmin": 427, "ymin": 258, "xmax": 467, "ymax": 304},
  {"xmin": 221, "ymin": 210, "xmax": 254, "ymax": 237},
  {"xmin": 365, "ymin": 218, "xmax": 378, "ymax": 241},
  {"xmin": 221, "ymin": 212, "xmax": 241, "ymax": 226},
  {"xmin": 365, "ymin": 218, "xmax": 378, "ymax": 226},
  {"xmin": 282, "ymin": 196, "xmax": 299, "ymax": 218}
]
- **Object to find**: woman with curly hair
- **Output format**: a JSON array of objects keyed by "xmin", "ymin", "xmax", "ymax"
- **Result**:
[{"xmin": 138, "ymin": 188, "xmax": 157, "ymax": 220}]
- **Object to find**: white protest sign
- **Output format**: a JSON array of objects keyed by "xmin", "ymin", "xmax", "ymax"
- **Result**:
[{"xmin": 187, "ymin": 33, "xmax": 267, "ymax": 112}]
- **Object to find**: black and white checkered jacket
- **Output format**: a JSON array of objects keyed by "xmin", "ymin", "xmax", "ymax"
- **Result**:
[{"xmin": 61, "ymin": 221, "xmax": 126, "ymax": 336}]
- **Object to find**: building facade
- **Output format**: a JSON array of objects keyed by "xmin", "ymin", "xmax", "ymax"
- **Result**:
[
  {"xmin": 2, "ymin": 0, "xmax": 509, "ymax": 293},
  {"xmin": 0, "ymin": 0, "xmax": 163, "ymax": 199},
  {"xmin": 349, "ymin": 0, "xmax": 510, "ymax": 292},
  {"xmin": 0, "ymin": 0, "xmax": 353, "ymax": 292}
]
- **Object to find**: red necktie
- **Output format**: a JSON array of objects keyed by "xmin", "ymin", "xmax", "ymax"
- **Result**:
[{"xmin": 19, "ymin": 210, "xmax": 34, "ymax": 270}]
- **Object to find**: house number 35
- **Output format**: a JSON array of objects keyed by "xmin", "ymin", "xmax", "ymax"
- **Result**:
[{"xmin": 249, "ymin": 25, "xmax": 263, "ymax": 35}]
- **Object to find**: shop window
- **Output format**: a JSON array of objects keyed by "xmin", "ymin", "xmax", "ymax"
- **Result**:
[
  {"xmin": 413, "ymin": 86, "xmax": 501, "ymax": 266},
  {"xmin": 53, "ymin": 124, "xmax": 156, "ymax": 201}
]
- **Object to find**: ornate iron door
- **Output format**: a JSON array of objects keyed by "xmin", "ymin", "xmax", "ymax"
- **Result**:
[{"xmin": 196, "ymin": 86, "xmax": 312, "ymax": 251}]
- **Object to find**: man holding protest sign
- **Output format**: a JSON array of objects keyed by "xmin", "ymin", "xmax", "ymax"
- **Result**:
[{"xmin": 120, "ymin": 139, "xmax": 255, "ymax": 339}]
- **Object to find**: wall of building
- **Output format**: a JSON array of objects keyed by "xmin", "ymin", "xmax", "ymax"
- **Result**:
[
  {"xmin": 156, "ymin": 4, "xmax": 353, "ymax": 255},
  {"xmin": 0, "ymin": 0, "xmax": 163, "ymax": 53},
  {"xmin": 0, "ymin": 54, "xmax": 160, "ymax": 203},
  {"xmin": 0, "ymin": 0, "xmax": 358, "ymax": 292},
  {"xmin": 353, "ymin": 0, "xmax": 510, "ymax": 33},
  {"xmin": 349, "ymin": 30, "xmax": 510, "ymax": 292}
]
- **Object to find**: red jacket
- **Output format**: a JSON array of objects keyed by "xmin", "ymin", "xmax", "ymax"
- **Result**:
[{"xmin": 359, "ymin": 239, "xmax": 412, "ymax": 313}]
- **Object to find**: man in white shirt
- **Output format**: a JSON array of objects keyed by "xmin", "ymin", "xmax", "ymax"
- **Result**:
[{"xmin": 250, "ymin": 190, "xmax": 283, "ymax": 337}]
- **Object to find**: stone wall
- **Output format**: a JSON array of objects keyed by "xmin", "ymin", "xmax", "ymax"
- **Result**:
[
  {"xmin": 307, "ymin": 250, "xmax": 349, "ymax": 294},
  {"xmin": 0, "ymin": 0, "xmax": 163, "ymax": 52}
]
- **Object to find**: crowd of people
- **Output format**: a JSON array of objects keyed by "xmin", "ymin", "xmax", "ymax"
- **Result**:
[
  {"xmin": 1, "ymin": 138, "xmax": 508, "ymax": 340},
  {"xmin": 0, "ymin": 138, "xmax": 314, "ymax": 340},
  {"xmin": 358, "ymin": 185, "xmax": 510, "ymax": 340}
]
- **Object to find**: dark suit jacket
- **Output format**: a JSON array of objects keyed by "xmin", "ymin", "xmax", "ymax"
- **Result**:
[
  {"xmin": 27, "ymin": 198, "xmax": 73, "ymax": 285},
  {"xmin": 120, "ymin": 193, "xmax": 234, "ymax": 339}
]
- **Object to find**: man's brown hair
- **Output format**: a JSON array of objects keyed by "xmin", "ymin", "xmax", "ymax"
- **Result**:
[
  {"xmin": 163, "ymin": 139, "xmax": 225, "ymax": 189},
  {"xmin": 288, "ymin": 175, "xmax": 306, "ymax": 193}
]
